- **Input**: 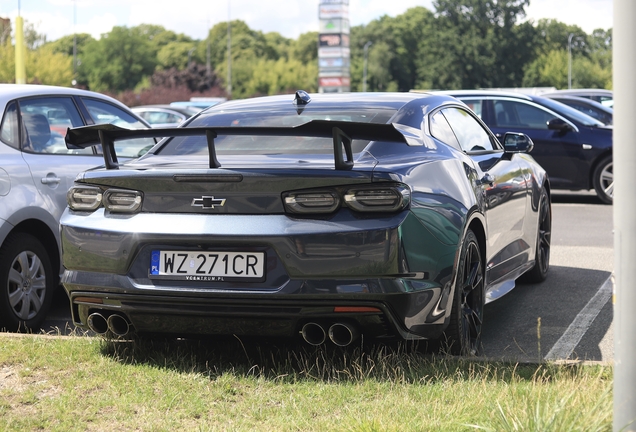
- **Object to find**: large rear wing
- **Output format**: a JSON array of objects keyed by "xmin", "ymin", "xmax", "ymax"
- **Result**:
[{"xmin": 65, "ymin": 120, "xmax": 413, "ymax": 170}]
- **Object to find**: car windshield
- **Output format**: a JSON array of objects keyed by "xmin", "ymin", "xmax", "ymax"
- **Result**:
[
  {"xmin": 157, "ymin": 108, "xmax": 396, "ymax": 156},
  {"xmin": 538, "ymin": 97, "xmax": 605, "ymax": 127}
]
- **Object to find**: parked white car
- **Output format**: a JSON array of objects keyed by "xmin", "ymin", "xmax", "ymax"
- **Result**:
[{"xmin": 0, "ymin": 84, "xmax": 154, "ymax": 332}]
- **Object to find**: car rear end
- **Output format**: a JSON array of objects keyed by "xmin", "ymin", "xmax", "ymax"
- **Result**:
[{"xmin": 60, "ymin": 95, "xmax": 459, "ymax": 344}]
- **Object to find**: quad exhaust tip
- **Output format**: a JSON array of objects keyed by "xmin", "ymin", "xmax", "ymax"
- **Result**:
[
  {"xmin": 87, "ymin": 312, "xmax": 131, "ymax": 337},
  {"xmin": 107, "ymin": 314, "xmax": 130, "ymax": 337},
  {"xmin": 328, "ymin": 322, "xmax": 359, "ymax": 347},
  {"xmin": 301, "ymin": 322, "xmax": 327, "ymax": 346},
  {"xmin": 301, "ymin": 322, "xmax": 359, "ymax": 347},
  {"xmin": 87, "ymin": 312, "xmax": 108, "ymax": 335}
]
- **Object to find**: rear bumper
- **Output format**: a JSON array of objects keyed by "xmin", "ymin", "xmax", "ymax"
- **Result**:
[
  {"xmin": 64, "ymin": 278, "xmax": 448, "ymax": 341},
  {"xmin": 61, "ymin": 209, "xmax": 461, "ymax": 341}
]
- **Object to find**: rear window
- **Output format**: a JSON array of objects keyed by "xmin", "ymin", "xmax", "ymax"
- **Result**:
[{"xmin": 157, "ymin": 108, "xmax": 396, "ymax": 156}]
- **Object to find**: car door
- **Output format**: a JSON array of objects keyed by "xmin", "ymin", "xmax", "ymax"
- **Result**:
[
  {"xmin": 18, "ymin": 96, "xmax": 106, "ymax": 223},
  {"xmin": 480, "ymin": 98, "xmax": 586, "ymax": 190},
  {"xmin": 19, "ymin": 96, "xmax": 155, "ymax": 223},
  {"xmin": 431, "ymin": 106, "xmax": 530, "ymax": 283}
]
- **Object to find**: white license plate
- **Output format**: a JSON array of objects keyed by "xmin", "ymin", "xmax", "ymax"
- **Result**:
[{"xmin": 150, "ymin": 250, "xmax": 265, "ymax": 280}]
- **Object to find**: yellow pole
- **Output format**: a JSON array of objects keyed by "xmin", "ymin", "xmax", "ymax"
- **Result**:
[{"xmin": 14, "ymin": 16, "xmax": 26, "ymax": 84}]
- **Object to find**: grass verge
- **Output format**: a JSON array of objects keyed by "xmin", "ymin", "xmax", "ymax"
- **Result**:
[{"xmin": 0, "ymin": 333, "xmax": 612, "ymax": 431}]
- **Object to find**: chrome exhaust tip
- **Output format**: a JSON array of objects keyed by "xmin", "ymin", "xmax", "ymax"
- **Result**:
[
  {"xmin": 300, "ymin": 322, "xmax": 327, "ymax": 346},
  {"xmin": 87, "ymin": 312, "xmax": 108, "ymax": 335},
  {"xmin": 107, "ymin": 314, "xmax": 130, "ymax": 337},
  {"xmin": 328, "ymin": 322, "xmax": 359, "ymax": 347}
]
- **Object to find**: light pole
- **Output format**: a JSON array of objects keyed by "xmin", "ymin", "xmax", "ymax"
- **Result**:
[
  {"xmin": 73, "ymin": 0, "xmax": 77, "ymax": 80},
  {"xmin": 227, "ymin": 0, "xmax": 232, "ymax": 98},
  {"xmin": 362, "ymin": 41, "xmax": 372, "ymax": 92},
  {"xmin": 568, "ymin": 33, "xmax": 574, "ymax": 89}
]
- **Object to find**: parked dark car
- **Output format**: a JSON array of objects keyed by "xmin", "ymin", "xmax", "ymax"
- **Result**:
[
  {"xmin": 543, "ymin": 95, "xmax": 613, "ymax": 126},
  {"xmin": 60, "ymin": 91, "xmax": 551, "ymax": 355},
  {"xmin": 0, "ymin": 84, "xmax": 154, "ymax": 332},
  {"xmin": 540, "ymin": 89, "xmax": 613, "ymax": 108},
  {"xmin": 444, "ymin": 90, "xmax": 613, "ymax": 204}
]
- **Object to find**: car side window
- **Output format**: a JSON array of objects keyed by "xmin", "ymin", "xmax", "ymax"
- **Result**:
[
  {"xmin": 430, "ymin": 110, "xmax": 461, "ymax": 150},
  {"xmin": 81, "ymin": 97, "xmax": 155, "ymax": 157},
  {"xmin": 0, "ymin": 102, "xmax": 20, "ymax": 149},
  {"xmin": 18, "ymin": 97, "xmax": 92, "ymax": 154},
  {"xmin": 494, "ymin": 100, "xmax": 553, "ymax": 130},
  {"xmin": 441, "ymin": 107, "xmax": 495, "ymax": 152}
]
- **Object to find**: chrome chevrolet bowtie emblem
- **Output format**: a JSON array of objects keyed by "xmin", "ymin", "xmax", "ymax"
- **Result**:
[{"xmin": 191, "ymin": 196, "xmax": 226, "ymax": 209}]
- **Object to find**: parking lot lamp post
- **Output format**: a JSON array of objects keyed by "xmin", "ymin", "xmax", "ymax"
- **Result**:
[
  {"xmin": 568, "ymin": 33, "xmax": 574, "ymax": 89},
  {"xmin": 363, "ymin": 41, "xmax": 372, "ymax": 92},
  {"xmin": 73, "ymin": 0, "xmax": 77, "ymax": 78},
  {"xmin": 227, "ymin": 0, "xmax": 232, "ymax": 98}
]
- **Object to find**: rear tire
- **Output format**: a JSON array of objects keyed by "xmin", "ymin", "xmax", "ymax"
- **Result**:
[
  {"xmin": 442, "ymin": 229, "xmax": 484, "ymax": 356},
  {"xmin": 592, "ymin": 155, "xmax": 613, "ymax": 204},
  {"xmin": 0, "ymin": 233, "xmax": 55, "ymax": 332}
]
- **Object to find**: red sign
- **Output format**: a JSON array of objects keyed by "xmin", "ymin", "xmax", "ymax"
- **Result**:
[{"xmin": 319, "ymin": 77, "xmax": 351, "ymax": 87}]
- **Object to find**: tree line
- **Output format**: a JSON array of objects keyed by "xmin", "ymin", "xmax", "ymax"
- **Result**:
[{"xmin": 0, "ymin": 0, "xmax": 611, "ymax": 104}]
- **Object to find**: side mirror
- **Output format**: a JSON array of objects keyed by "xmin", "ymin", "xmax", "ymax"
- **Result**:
[
  {"xmin": 503, "ymin": 132, "xmax": 534, "ymax": 154},
  {"xmin": 547, "ymin": 117, "xmax": 572, "ymax": 132}
]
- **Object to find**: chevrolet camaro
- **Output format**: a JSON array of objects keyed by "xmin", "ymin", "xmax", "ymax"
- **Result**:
[{"xmin": 60, "ymin": 91, "xmax": 551, "ymax": 355}]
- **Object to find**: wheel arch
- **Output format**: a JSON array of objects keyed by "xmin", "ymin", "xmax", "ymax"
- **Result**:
[{"xmin": 467, "ymin": 216, "xmax": 487, "ymax": 276}]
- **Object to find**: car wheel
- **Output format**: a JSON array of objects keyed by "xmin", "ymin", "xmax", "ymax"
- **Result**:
[
  {"xmin": 520, "ymin": 189, "xmax": 551, "ymax": 283},
  {"xmin": 443, "ymin": 229, "xmax": 484, "ymax": 356},
  {"xmin": 0, "ymin": 233, "xmax": 55, "ymax": 332},
  {"xmin": 593, "ymin": 156, "xmax": 613, "ymax": 204}
]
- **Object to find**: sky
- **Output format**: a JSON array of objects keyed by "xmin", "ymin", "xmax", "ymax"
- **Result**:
[{"xmin": 1, "ymin": 0, "xmax": 613, "ymax": 42}]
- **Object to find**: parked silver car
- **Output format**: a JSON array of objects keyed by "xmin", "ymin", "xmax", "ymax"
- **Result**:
[
  {"xmin": 0, "ymin": 84, "xmax": 154, "ymax": 332},
  {"xmin": 132, "ymin": 104, "xmax": 198, "ymax": 128}
]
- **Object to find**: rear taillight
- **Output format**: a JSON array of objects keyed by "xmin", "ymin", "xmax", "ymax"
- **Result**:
[
  {"xmin": 67, "ymin": 186, "xmax": 143, "ymax": 214},
  {"xmin": 103, "ymin": 189, "xmax": 143, "ymax": 213},
  {"xmin": 284, "ymin": 192, "xmax": 340, "ymax": 214},
  {"xmin": 283, "ymin": 184, "xmax": 410, "ymax": 214},
  {"xmin": 67, "ymin": 186, "xmax": 102, "ymax": 211},
  {"xmin": 344, "ymin": 186, "xmax": 410, "ymax": 212}
]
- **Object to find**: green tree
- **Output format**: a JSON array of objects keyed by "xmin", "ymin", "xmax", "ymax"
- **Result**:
[
  {"xmin": 289, "ymin": 31, "xmax": 318, "ymax": 64},
  {"xmin": 80, "ymin": 26, "xmax": 158, "ymax": 92},
  {"xmin": 244, "ymin": 57, "xmax": 317, "ymax": 96},
  {"xmin": 429, "ymin": 0, "xmax": 534, "ymax": 89},
  {"xmin": 157, "ymin": 41, "xmax": 198, "ymax": 70},
  {"xmin": 27, "ymin": 45, "xmax": 73, "ymax": 86}
]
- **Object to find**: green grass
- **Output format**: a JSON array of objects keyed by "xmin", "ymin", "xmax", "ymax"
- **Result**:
[{"xmin": 0, "ymin": 333, "xmax": 612, "ymax": 431}]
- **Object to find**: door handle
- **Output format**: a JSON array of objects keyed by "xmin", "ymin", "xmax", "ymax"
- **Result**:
[{"xmin": 41, "ymin": 176, "xmax": 61, "ymax": 185}]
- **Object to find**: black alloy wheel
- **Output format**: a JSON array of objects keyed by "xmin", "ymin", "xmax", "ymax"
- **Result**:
[
  {"xmin": 0, "ymin": 233, "xmax": 55, "ymax": 332},
  {"xmin": 593, "ymin": 155, "xmax": 613, "ymax": 204},
  {"xmin": 443, "ymin": 229, "xmax": 484, "ymax": 356},
  {"xmin": 520, "ymin": 189, "xmax": 552, "ymax": 283}
]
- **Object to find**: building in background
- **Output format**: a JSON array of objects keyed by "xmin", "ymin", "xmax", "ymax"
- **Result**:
[{"xmin": 318, "ymin": 0, "xmax": 350, "ymax": 93}]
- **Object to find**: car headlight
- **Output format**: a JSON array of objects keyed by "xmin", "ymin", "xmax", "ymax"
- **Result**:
[{"xmin": 67, "ymin": 186, "xmax": 102, "ymax": 211}]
